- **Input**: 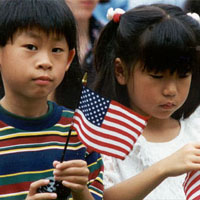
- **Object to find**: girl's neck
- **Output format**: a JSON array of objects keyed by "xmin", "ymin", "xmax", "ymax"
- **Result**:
[{"xmin": 142, "ymin": 117, "xmax": 181, "ymax": 143}]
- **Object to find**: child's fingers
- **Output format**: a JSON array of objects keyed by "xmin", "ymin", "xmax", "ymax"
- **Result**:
[
  {"xmin": 26, "ymin": 179, "xmax": 57, "ymax": 200},
  {"xmin": 62, "ymin": 180, "xmax": 86, "ymax": 192},
  {"xmin": 54, "ymin": 166, "xmax": 89, "ymax": 176},
  {"xmin": 55, "ymin": 160, "xmax": 87, "ymax": 170},
  {"xmin": 28, "ymin": 179, "xmax": 49, "ymax": 196},
  {"xmin": 26, "ymin": 192, "xmax": 57, "ymax": 200},
  {"xmin": 53, "ymin": 160, "xmax": 60, "ymax": 168},
  {"xmin": 55, "ymin": 175, "xmax": 88, "ymax": 185},
  {"xmin": 193, "ymin": 141, "xmax": 200, "ymax": 149}
]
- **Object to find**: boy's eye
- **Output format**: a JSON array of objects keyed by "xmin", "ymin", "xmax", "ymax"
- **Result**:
[
  {"xmin": 25, "ymin": 44, "xmax": 37, "ymax": 51},
  {"xmin": 52, "ymin": 48, "xmax": 63, "ymax": 53}
]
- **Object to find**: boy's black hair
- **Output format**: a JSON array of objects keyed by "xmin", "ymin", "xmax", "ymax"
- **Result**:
[
  {"xmin": 0, "ymin": 0, "xmax": 83, "ymax": 110},
  {"xmin": 0, "ymin": 0, "xmax": 75, "ymax": 48},
  {"xmin": 94, "ymin": 3, "xmax": 200, "ymax": 119}
]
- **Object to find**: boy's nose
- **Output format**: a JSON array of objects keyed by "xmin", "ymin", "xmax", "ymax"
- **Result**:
[{"xmin": 36, "ymin": 53, "xmax": 53, "ymax": 70}]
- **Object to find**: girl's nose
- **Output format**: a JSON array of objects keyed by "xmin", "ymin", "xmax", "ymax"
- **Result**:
[
  {"xmin": 162, "ymin": 81, "xmax": 177, "ymax": 97},
  {"xmin": 37, "ymin": 63, "xmax": 52, "ymax": 70}
]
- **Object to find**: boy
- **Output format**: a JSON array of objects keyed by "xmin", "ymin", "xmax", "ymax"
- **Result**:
[{"xmin": 0, "ymin": 0, "xmax": 103, "ymax": 199}]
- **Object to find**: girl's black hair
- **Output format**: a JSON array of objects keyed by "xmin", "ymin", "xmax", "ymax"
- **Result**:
[
  {"xmin": 0, "ymin": 0, "xmax": 83, "ymax": 110},
  {"xmin": 94, "ymin": 3, "xmax": 200, "ymax": 119},
  {"xmin": 184, "ymin": 0, "xmax": 200, "ymax": 14}
]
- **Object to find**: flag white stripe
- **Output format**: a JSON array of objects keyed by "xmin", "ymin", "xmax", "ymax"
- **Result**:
[
  {"xmin": 110, "ymin": 103, "xmax": 147, "ymax": 125},
  {"xmin": 103, "ymin": 119, "xmax": 141, "ymax": 139},
  {"xmin": 74, "ymin": 109, "xmax": 138, "ymax": 145},
  {"xmin": 73, "ymin": 123, "xmax": 126, "ymax": 158},
  {"xmin": 73, "ymin": 113, "xmax": 132, "ymax": 151},
  {"xmin": 187, "ymin": 180, "xmax": 200, "ymax": 198},
  {"xmin": 188, "ymin": 184, "xmax": 200, "ymax": 200},
  {"xmin": 105, "ymin": 112, "xmax": 144, "ymax": 132},
  {"xmin": 74, "ymin": 117, "xmax": 130, "ymax": 150},
  {"xmin": 185, "ymin": 172, "xmax": 200, "ymax": 193}
]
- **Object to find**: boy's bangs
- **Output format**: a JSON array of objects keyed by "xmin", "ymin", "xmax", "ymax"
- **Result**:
[
  {"xmin": 0, "ymin": 0, "xmax": 76, "ymax": 49},
  {"xmin": 140, "ymin": 18, "xmax": 197, "ymax": 74}
]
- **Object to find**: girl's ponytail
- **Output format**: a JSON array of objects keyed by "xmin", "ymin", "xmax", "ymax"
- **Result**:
[{"xmin": 94, "ymin": 9, "xmax": 124, "ymax": 100}]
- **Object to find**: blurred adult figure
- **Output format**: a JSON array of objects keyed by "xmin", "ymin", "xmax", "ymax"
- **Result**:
[
  {"xmin": 65, "ymin": 0, "xmax": 103, "ymax": 89},
  {"xmin": 48, "ymin": 0, "xmax": 103, "ymax": 110}
]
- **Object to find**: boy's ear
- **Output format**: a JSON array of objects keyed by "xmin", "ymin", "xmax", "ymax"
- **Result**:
[
  {"xmin": 114, "ymin": 57, "xmax": 127, "ymax": 85},
  {"xmin": 0, "ymin": 48, "xmax": 2, "ymax": 70},
  {"xmin": 65, "ymin": 48, "xmax": 75, "ymax": 71}
]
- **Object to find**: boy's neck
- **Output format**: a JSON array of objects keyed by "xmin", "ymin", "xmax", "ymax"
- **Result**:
[{"xmin": 0, "ymin": 97, "xmax": 49, "ymax": 118}]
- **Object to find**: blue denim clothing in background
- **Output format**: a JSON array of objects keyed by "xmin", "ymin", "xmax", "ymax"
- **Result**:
[
  {"xmin": 93, "ymin": 0, "xmax": 186, "ymax": 25},
  {"xmin": 129, "ymin": 0, "xmax": 186, "ymax": 9},
  {"xmin": 93, "ymin": 0, "xmax": 129, "ymax": 24}
]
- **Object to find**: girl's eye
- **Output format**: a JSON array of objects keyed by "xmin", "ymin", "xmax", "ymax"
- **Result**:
[
  {"xmin": 52, "ymin": 48, "xmax": 63, "ymax": 53},
  {"xmin": 179, "ymin": 73, "xmax": 191, "ymax": 78},
  {"xmin": 25, "ymin": 44, "xmax": 37, "ymax": 51},
  {"xmin": 150, "ymin": 74, "xmax": 163, "ymax": 79}
]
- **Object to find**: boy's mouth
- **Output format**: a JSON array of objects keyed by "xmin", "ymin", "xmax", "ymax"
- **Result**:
[{"xmin": 33, "ymin": 76, "xmax": 52, "ymax": 85}]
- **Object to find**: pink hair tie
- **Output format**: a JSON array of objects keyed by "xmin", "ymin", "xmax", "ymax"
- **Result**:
[{"xmin": 107, "ymin": 8, "xmax": 125, "ymax": 23}]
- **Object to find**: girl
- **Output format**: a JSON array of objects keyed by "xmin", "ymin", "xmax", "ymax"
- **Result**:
[
  {"xmin": 0, "ymin": 0, "xmax": 103, "ymax": 199},
  {"xmin": 94, "ymin": 4, "xmax": 200, "ymax": 200}
]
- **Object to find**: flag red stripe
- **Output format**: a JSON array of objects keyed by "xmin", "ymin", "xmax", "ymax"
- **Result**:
[
  {"xmin": 104, "ymin": 115, "xmax": 142, "ymax": 137},
  {"xmin": 185, "ymin": 173, "xmax": 200, "ymax": 194},
  {"xmin": 193, "ymin": 194, "xmax": 200, "ymax": 200},
  {"xmin": 108, "ymin": 107, "xmax": 147, "ymax": 129},
  {"xmin": 73, "ymin": 116, "xmax": 130, "ymax": 154},
  {"xmin": 73, "ymin": 119, "xmax": 129, "ymax": 154},
  {"xmin": 101, "ymin": 122, "xmax": 137, "ymax": 144},
  {"xmin": 186, "ymin": 184, "xmax": 200, "ymax": 200},
  {"xmin": 73, "ymin": 111, "xmax": 134, "ymax": 147},
  {"xmin": 77, "ymin": 135, "xmax": 125, "ymax": 160},
  {"xmin": 184, "ymin": 171, "xmax": 196, "ymax": 192},
  {"xmin": 111, "ymin": 100, "xmax": 149, "ymax": 121}
]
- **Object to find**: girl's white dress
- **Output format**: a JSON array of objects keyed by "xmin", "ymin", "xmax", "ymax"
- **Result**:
[{"xmin": 103, "ymin": 107, "xmax": 200, "ymax": 200}]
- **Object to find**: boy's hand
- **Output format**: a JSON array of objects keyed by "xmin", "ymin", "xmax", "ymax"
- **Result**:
[
  {"xmin": 53, "ymin": 160, "xmax": 89, "ymax": 193},
  {"xmin": 26, "ymin": 179, "xmax": 57, "ymax": 200}
]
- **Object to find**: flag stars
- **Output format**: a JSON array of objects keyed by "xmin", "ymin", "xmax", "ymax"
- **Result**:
[{"xmin": 78, "ymin": 86, "xmax": 110, "ymax": 126}]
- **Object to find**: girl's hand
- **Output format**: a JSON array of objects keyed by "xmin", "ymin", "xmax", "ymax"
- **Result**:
[
  {"xmin": 160, "ymin": 142, "xmax": 200, "ymax": 178},
  {"xmin": 26, "ymin": 179, "xmax": 57, "ymax": 200},
  {"xmin": 53, "ymin": 160, "xmax": 89, "ymax": 194}
]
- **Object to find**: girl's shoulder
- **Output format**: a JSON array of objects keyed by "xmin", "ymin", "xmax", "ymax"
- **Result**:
[{"xmin": 181, "ymin": 106, "xmax": 200, "ymax": 141}]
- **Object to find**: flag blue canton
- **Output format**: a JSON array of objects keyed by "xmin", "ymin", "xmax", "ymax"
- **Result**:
[{"xmin": 78, "ymin": 87, "xmax": 110, "ymax": 126}]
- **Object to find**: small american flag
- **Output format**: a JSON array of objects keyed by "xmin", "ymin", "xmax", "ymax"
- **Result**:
[
  {"xmin": 184, "ymin": 171, "xmax": 200, "ymax": 200},
  {"xmin": 72, "ymin": 86, "xmax": 149, "ymax": 160}
]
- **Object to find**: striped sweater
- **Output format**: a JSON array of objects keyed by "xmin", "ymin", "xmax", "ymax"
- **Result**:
[{"xmin": 0, "ymin": 101, "xmax": 104, "ymax": 200}]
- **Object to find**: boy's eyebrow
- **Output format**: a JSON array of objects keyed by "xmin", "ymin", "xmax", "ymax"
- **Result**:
[
  {"xmin": 25, "ymin": 31, "xmax": 65, "ymax": 42},
  {"xmin": 25, "ymin": 31, "xmax": 42, "ymax": 40}
]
